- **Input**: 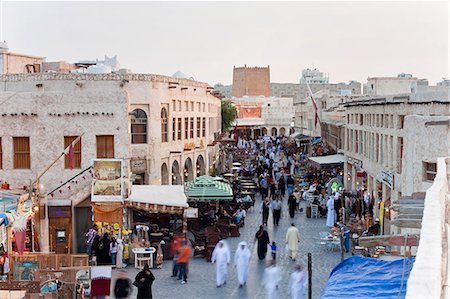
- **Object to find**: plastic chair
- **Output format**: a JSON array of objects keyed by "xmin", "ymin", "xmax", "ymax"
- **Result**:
[{"xmin": 311, "ymin": 204, "xmax": 319, "ymax": 218}]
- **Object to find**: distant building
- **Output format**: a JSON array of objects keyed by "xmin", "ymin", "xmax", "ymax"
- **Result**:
[
  {"xmin": 230, "ymin": 96, "xmax": 295, "ymax": 139},
  {"xmin": 0, "ymin": 42, "xmax": 44, "ymax": 74},
  {"xmin": 271, "ymin": 80, "xmax": 362, "ymax": 104},
  {"xmin": 232, "ymin": 65, "xmax": 270, "ymax": 97},
  {"xmin": 300, "ymin": 68, "xmax": 329, "ymax": 84}
]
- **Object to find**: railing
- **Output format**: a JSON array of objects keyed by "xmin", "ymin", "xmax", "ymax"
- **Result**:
[{"xmin": 406, "ymin": 157, "xmax": 450, "ymax": 299}]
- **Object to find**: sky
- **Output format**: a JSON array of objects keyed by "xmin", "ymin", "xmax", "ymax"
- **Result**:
[{"xmin": 2, "ymin": 1, "xmax": 449, "ymax": 85}]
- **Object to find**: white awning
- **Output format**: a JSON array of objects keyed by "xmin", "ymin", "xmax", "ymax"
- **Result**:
[
  {"xmin": 125, "ymin": 185, "xmax": 188, "ymax": 214},
  {"xmin": 308, "ymin": 154, "xmax": 346, "ymax": 166}
]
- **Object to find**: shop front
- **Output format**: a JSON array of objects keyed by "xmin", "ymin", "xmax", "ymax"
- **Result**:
[
  {"xmin": 47, "ymin": 201, "xmax": 72, "ymax": 254},
  {"xmin": 376, "ymin": 170, "xmax": 394, "ymax": 234},
  {"xmin": 125, "ymin": 185, "xmax": 188, "ymax": 262}
]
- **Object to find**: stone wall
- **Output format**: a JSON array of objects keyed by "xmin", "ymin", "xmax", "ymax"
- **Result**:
[{"xmin": 406, "ymin": 157, "xmax": 450, "ymax": 299}]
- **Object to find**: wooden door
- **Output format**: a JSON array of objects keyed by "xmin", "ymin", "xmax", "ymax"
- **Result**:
[{"xmin": 48, "ymin": 207, "xmax": 72, "ymax": 254}]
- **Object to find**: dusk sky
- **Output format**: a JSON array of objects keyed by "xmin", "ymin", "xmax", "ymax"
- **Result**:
[{"xmin": 2, "ymin": 1, "xmax": 449, "ymax": 85}]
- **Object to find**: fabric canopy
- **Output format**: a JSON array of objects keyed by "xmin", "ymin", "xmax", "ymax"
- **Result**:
[
  {"xmin": 321, "ymin": 256, "xmax": 414, "ymax": 299},
  {"xmin": 309, "ymin": 154, "xmax": 345, "ymax": 167},
  {"xmin": 125, "ymin": 185, "xmax": 188, "ymax": 214},
  {"xmin": 184, "ymin": 175, "xmax": 233, "ymax": 201},
  {"xmin": 0, "ymin": 191, "xmax": 18, "ymax": 213}
]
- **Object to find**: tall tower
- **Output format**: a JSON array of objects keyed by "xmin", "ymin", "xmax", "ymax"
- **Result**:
[{"xmin": 232, "ymin": 65, "xmax": 270, "ymax": 97}]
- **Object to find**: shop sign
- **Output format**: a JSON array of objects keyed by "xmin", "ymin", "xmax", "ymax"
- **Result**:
[
  {"xmin": 91, "ymin": 159, "xmax": 123, "ymax": 202},
  {"xmin": 347, "ymin": 157, "xmax": 363, "ymax": 170},
  {"xmin": 184, "ymin": 207, "xmax": 198, "ymax": 218},
  {"xmin": 131, "ymin": 158, "xmax": 147, "ymax": 173},
  {"xmin": 378, "ymin": 170, "xmax": 394, "ymax": 189}
]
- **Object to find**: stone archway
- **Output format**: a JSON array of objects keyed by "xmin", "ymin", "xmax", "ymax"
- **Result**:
[
  {"xmin": 184, "ymin": 157, "xmax": 194, "ymax": 182},
  {"xmin": 279, "ymin": 127, "xmax": 286, "ymax": 136},
  {"xmin": 161, "ymin": 163, "xmax": 169, "ymax": 185},
  {"xmin": 262, "ymin": 127, "xmax": 268, "ymax": 136},
  {"xmin": 271, "ymin": 127, "xmax": 277, "ymax": 136},
  {"xmin": 196, "ymin": 155, "xmax": 206, "ymax": 176},
  {"xmin": 171, "ymin": 160, "xmax": 181, "ymax": 185}
]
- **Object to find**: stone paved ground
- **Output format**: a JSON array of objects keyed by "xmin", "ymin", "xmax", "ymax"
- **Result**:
[{"xmin": 109, "ymin": 193, "xmax": 350, "ymax": 299}]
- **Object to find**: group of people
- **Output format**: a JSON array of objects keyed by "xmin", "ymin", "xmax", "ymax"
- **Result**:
[
  {"xmin": 86, "ymin": 224, "xmax": 125, "ymax": 267},
  {"xmin": 210, "ymin": 238, "xmax": 307, "ymax": 299}
]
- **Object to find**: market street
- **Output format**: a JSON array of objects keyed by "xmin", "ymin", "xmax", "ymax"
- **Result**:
[{"xmin": 111, "ymin": 192, "xmax": 348, "ymax": 299}]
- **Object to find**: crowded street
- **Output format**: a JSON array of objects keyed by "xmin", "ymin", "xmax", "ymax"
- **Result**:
[
  {"xmin": 111, "ymin": 193, "xmax": 345, "ymax": 299},
  {"xmin": 1, "ymin": 3, "xmax": 447, "ymax": 297},
  {"xmin": 107, "ymin": 136, "xmax": 348, "ymax": 299}
]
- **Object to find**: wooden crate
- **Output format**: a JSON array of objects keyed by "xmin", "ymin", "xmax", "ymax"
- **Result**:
[
  {"xmin": 55, "ymin": 255, "xmax": 71, "ymax": 269},
  {"xmin": 71, "ymin": 255, "xmax": 88, "ymax": 268}
]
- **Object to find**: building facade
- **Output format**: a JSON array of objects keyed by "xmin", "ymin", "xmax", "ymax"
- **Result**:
[
  {"xmin": 230, "ymin": 96, "xmax": 295, "ymax": 139},
  {"xmin": 342, "ymin": 92, "xmax": 449, "ymax": 234},
  {"xmin": 0, "ymin": 72, "xmax": 221, "ymax": 253},
  {"xmin": 271, "ymin": 80, "xmax": 362, "ymax": 105}
]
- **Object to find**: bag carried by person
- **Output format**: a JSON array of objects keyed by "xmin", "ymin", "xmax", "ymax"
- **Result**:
[{"xmin": 132, "ymin": 280, "xmax": 144, "ymax": 289}]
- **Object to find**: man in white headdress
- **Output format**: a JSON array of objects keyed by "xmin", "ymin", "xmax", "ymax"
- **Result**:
[
  {"xmin": 211, "ymin": 240, "xmax": 230, "ymax": 287},
  {"xmin": 234, "ymin": 241, "xmax": 251, "ymax": 287},
  {"xmin": 288, "ymin": 263, "xmax": 308, "ymax": 299},
  {"xmin": 326, "ymin": 195, "xmax": 336, "ymax": 227},
  {"xmin": 262, "ymin": 260, "xmax": 281, "ymax": 299}
]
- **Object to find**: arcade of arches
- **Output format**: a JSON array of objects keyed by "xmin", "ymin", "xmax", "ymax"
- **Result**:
[{"xmin": 164, "ymin": 155, "xmax": 206, "ymax": 185}]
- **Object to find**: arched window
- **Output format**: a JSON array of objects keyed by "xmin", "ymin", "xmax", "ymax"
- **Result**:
[
  {"xmin": 161, "ymin": 108, "xmax": 168, "ymax": 142},
  {"xmin": 131, "ymin": 109, "xmax": 147, "ymax": 144}
]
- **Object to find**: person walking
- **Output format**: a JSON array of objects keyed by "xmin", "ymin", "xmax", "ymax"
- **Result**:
[
  {"xmin": 286, "ymin": 175, "xmax": 295, "ymax": 196},
  {"xmin": 326, "ymin": 196, "xmax": 336, "ymax": 227},
  {"xmin": 109, "ymin": 237, "xmax": 118, "ymax": 267},
  {"xmin": 116, "ymin": 239, "xmax": 124, "ymax": 268},
  {"xmin": 156, "ymin": 241, "xmax": 164, "ymax": 269},
  {"xmin": 85, "ymin": 224, "xmax": 98, "ymax": 258},
  {"xmin": 114, "ymin": 269, "xmax": 131, "ymax": 299},
  {"xmin": 271, "ymin": 197, "xmax": 282, "ymax": 226},
  {"xmin": 170, "ymin": 235, "xmax": 182, "ymax": 277},
  {"xmin": 271, "ymin": 241, "xmax": 277, "ymax": 261},
  {"xmin": 262, "ymin": 260, "xmax": 281, "ymax": 299},
  {"xmin": 211, "ymin": 240, "xmax": 230, "ymax": 287},
  {"xmin": 262, "ymin": 199, "xmax": 270, "ymax": 226},
  {"xmin": 285, "ymin": 223, "xmax": 301, "ymax": 261},
  {"xmin": 288, "ymin": 264, "xmax": 308, "ymax": 299},
  {"xmin": 255, "ymin": 225, "xmax": 270, "ymax": 260},
  {"xmin": 288, "ymin": 194, "xmax": 297, "ymax": 218},
  {"xmin": 134, "ymin": 264, "xmax": 155, "ymax": 299},
  {"xmin": 177, "ymin": 239, "xmax": 191, "ymax": 284},
  {"xmin": 278, "ymin": 175, "xmax": 286, "ymax": 198},
  {"xmin": 98, "ymin": 233, "xmax": 111, "ymax": 265},
  {"xmin": 234, "ymin": 241, "xmax": 251, "ymax": 288}
]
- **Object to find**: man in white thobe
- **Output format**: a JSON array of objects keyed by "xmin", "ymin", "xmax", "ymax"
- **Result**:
[
  {"xmin": 326, "ymin": 196, "xmax": 336, "ymax": 227},
  {"xmin": 262, "ymin": 260, "xmax": 281, "ymax": 299},
  {"xmin": 288, "ymin": 264, "xmax": 308, "ymax": 299},
  {"xmin": 234, "ymin": 241, "xmax": 251, "ymax": 287},
  {"xmin": 285, "ymin": 223, "xmax": 301, "ymax": 261},
  {"xmin": 211, "ymin": 240, "xmax": 230, "ymax": 287}
]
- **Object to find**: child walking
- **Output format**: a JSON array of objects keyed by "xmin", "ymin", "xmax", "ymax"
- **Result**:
[{"xmin": 271, "ymin": 241, "xmax": 277, "ymax": 261}]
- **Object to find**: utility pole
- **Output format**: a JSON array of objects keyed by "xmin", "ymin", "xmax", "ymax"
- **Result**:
[{"xmin": 308, "ymin": 252, "xmax": 312, "ymax": 299}]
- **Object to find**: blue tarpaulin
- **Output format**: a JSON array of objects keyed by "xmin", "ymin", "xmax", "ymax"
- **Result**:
[{"xmin": 321, "ymin": 256, "xmax": 415, "ymax": 299}]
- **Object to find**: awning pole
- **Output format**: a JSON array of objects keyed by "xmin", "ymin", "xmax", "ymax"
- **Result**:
[{"xmin": 182, "ymin": 208, "xmax": 187, "ymax": 237}]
